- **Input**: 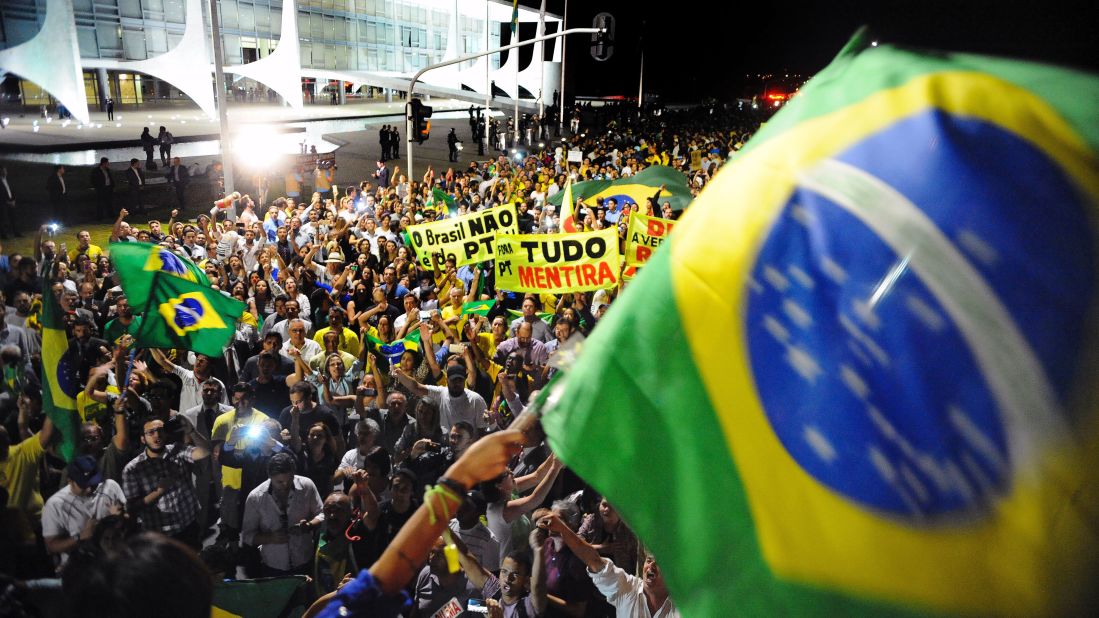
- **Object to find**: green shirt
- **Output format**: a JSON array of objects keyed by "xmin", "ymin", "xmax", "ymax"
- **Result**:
[{"xmin": 103, "ymin": 316, "xmax": 142, "ymax": 346}]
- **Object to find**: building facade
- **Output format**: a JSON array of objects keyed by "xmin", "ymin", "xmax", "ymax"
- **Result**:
[{"xmin": 0, "ymin": 0, "xmax": 562, "ymax": 122}]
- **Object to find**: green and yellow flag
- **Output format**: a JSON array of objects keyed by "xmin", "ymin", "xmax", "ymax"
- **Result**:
[
  {"xmin": 461, "ymin": 299, "xmax": 496, "ymax": 316},
  {"xmin": 366, "ymin": 329, "xmax": 422, "ymax": 367},
  {"xmin": 110, "ymin": 241, "xmax": 210, "ymax": 312},
  {"xmin": 41, "ymin": 285, "xmax": 81, "ymax": 462},
  {"xmin": 546, "ymin": 165, "xmax": 692, "ymax": 213},
  {"xmin": 544, "ymin": 32, "xmax": 1099, "ymax": 616},
  {"xmin": 427, "ymin": 187, "xmax": 458, "ymax": 217},
  {"xmin": 212, "ymin": 576, "xmax": 308, "ymax": 618},
  {"xmin": 133, "ymin": 274, "xmax": 245, "ymax": 356}
]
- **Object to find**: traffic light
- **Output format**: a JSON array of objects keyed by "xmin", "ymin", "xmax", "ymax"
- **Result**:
[
  {"xmin": 408, "ymin": 98, "xmax": 433, "ymax": 143},
  {"xmin": 591, "ymin": 13, "xmax": 614, "ymax": 62}
]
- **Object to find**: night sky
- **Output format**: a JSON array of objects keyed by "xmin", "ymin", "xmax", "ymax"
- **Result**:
[{"xmin": 525, "ymin": 0, "xmax": 1098, "ymax": 102}]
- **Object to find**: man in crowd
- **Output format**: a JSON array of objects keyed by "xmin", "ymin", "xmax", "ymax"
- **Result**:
[{"xmin": 121, "ymin": 415, "xmax": 210, "ymax": 548}]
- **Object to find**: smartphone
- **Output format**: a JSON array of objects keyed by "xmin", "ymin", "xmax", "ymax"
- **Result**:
[
  {"xmin": 466, "ymin": 598, "xmax": 489, "ymax": 615},
  {"xmin": 450, "ymin": 342, "xmax": 467, "ymax": 354}
]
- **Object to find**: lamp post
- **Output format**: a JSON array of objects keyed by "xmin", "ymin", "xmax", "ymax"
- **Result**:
[{"xmin": 405, "ymin": 24, "xmax": 604, "ymax": 180}]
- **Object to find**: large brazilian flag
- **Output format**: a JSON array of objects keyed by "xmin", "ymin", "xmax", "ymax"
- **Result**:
[
  {"xmin": 41, "ymin": 284, "xmax": 81, "ymax": 462},
  {"xmin": 133, "ymin": 273, "xmax": 246, "ymax": 357},
  {"xmin": 543, "ymin": 32, "xmax": 1099, "ymax": 616},
  {"xmin": 109, "ymin": 241, "xmax": 210, "ymax": 312}
]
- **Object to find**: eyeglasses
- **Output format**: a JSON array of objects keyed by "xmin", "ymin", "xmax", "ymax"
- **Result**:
[{"xmin": 144, "ymin": 427, "xmax": 165, "ymax": 436}]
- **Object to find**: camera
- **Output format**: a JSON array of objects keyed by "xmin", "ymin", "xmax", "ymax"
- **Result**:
[{"xmin": 162, "ymin": 415, "xmax": 187, "ymax": 445}]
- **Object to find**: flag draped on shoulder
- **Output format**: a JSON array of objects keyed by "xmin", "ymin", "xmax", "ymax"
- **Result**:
[
  {"xmin": 133, "ymin": 274, "xmax": 245, "ymax": 356},
  {"xmin": 542, "ymin": 30, "xmax": 1099, "ymax": 617},
  {"xmin": 546, "ymin": 165, "xmax": 692, "ymax": 213},
  {"xmin": 41, "ymin": 284, "xmax": 81, "ymax": 462},
  {"xmin": 109, "ymin": 241, "xmax": 210, "ymax": 312}
]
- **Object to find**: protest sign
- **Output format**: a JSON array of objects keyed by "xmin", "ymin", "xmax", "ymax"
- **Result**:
[
  {"xmin": 495, "ymin": 228, "xmax": 621, "ymax": 293},
  {"xmin": 568, "ymin": 149, "xmax": 583, "ymax": 163},
  {"xmin": 624, "ymin": 212, "xmax": 676, "ymax": 266},
  {"xmin": 407, "ymin": 204, "xmax": 518, "ymax": 268}
]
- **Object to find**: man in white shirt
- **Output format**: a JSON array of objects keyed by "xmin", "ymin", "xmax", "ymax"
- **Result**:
[
  {"xmin": 149, "ymin": 348, "xmax": 227, "ymax": 414},
  {"xmin": 42, "ymin": 455, "xmax": 127, "ymax": 565},
  {"xmin": 538, "ymin": 512, "xmax": 680, "ymax": 617},
  {"xmin": 242, "ymin": 452, "xmax": 324, "ymax": 576},
  {"xmin": 394, "ymin": 363, "xmax": 487, "ymax": 433}
]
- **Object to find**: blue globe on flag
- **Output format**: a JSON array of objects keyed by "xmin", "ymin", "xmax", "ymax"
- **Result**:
[
  {"xmin": 745, "ymin": 110, "xmax": 1093, "ymax": 525},
  {"xmin": 157, "ymin": 249, "xmax": 188, "ymax": 275},
  {"xmin": 172, "ymin": 297, "xmax": 206, "ymax": 330}
]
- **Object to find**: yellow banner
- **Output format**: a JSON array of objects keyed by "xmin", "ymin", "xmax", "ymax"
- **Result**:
[
  {"xmin": 407, "ymin": 204, "xmax": 518, "ymax": 268},
  {"xmin": 495, "ymin": 228, "xmax": 621, "ymax": 293},
  {"xmin": 624, "ymin": 212, "xmax": 676, "ymax": 266}
]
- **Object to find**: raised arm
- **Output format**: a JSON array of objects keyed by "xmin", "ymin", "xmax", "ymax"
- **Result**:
[
  {"xmin": 538, "ymin": 512, "xmax": 603, "ymax": 573},
  {"xmin": 452, "ymin": 531, "xmax": 492, "ymax": 590},
  {"xmin": 503, "ymin": 456, "xmax": 562, "ymax": 523},
  {"xmin": 368, "ymin": 430, "xmax": 524, "ymax": 595},
  {"xmin": 392, "ymin": 366, "xmax": 429, "ymax": 398},
  {"xmin": 514, "ymin": 452, "xmax": 556, "ymax": 493}
]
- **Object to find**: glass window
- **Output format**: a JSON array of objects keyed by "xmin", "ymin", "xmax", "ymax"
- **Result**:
[
  {"xmin": 77, "ymin": 26, "xmax": 99, "ymax": 57},
  {"xmin": 119, "ymin": 0, "xmax": 142, "ymax": 19},
  {"xmin": 240, "ymin": 3, "xmax": 255, "ymax": 32},
  {"xmin": 300, "ymin": 42, "xmax": 313, "ymax": 67},
  {"xmin": 164, "ymin": 0, "xmax": 184, "ymax": 23},
  {"xmin": 96, "ymin": 23, "xmax": 122, "ymax": 50},
  {"xmin": 220, "ymin": 3, "xmax": 238, "ymax": 29},
  {"xmin": 146, "ymin": 27, "xmax": 168, "ymax": 53},
  {"xmin": 223, "ymin": 34, "xmax": 242, "ymax": 64},
  {"xmin": 324, "ymin": 15, "xmax": 336, "ymax": 40},
  {"xmin": 73, "ymin": 0, "xmax": 94, "ymax": 11},
  {"xmin": 122, "ymin": 29, "xmax": 147, "ymax": 60},
  {"xmin": 325, "ymin": 45, "xmax": 336, "ymax": 70},
  {"xmin": 144, "ymin": 0, "xmax": 165, "ymax": 12},
  {"xmin": 255, "ymin": 4, "xmax": 270, "ymax": 30},
  {"xmin": 335, "ymin": 17, "xmax": 348, "ymax": 40},
  {"xmin": 311, "ymin": 13, "xmax": 323, "ymax": 39}
]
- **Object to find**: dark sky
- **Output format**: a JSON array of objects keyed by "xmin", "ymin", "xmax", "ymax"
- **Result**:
[{"xmin": 525, "ymin": 0, "xmax": 1098, "ymax": 102}]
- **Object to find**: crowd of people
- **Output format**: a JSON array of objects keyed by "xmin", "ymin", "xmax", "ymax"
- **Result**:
[{"xmin": 0, "ymin": 102, "xmax": 762, "ymax": 617}]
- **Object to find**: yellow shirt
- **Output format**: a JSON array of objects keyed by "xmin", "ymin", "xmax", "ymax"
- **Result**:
[
  {"xmin": 1, "ymin": 434, "xmax": 45, "ymax": 518},
  {"xmin": 69, "ymin": 243, "xmax": 104, "ymax": 263},
  {"xmin": 312, "ymin": 327, "xmax": 361, "ymax": 357},
  {"xmin": 211, "ymin": 408, "xmax": 269, "ymax": 489}
]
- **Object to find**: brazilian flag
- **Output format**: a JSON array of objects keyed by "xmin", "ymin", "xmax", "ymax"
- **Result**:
[
  {"xmin": 427, "ymin": 187, "xmax": 458, "ymax": 217},
  {"xmin": 544, "ymin": 31, "xmax": 1099, "ymax": 616},
  {"xmin": 506, "ymin": 308, "xmax": 553, "ymax": 325},
  {"xmin": 212, "ymin": 576, "xmax": 308, "ymax": 618},
  {"xmin": 110, "ymin": 241, "xmax": 210, "ymax": 312},
  {"xmin": 461, "ymin": 299, "xmax": 496, "ymax": 317},
  {"xmin": 366, "ymin": 329, "xmax": 422, "ymax": 367},
  {"xmin": 133, "ymin": 274, "xmax": 246, "ymax": 356},
  {"xmin": 41, "ymin": 284, "xmax": 81, "ymax": 462},
  {"xmin": 546, "ymin": 165, "xmax": 693, "ymax": 213}
]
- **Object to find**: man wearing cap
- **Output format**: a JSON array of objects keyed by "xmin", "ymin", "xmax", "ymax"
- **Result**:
[
  {"xmin": 394, "ymin": 363, "xmax": 487, "ymax": 434},
  {"xmin": 42, "ymin": 455, "xmax": 126, "ymax": 564}
]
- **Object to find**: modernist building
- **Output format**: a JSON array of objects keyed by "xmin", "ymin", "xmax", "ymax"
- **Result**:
[{"xmin": 0, "ymin": 0, "xmax": 563, "ymax": 124}]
